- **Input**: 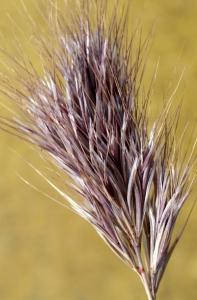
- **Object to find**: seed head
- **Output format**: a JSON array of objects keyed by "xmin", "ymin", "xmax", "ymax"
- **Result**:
[{"xmin": 0, "ymin": 1, "xmax": 196, "ymax": 299}]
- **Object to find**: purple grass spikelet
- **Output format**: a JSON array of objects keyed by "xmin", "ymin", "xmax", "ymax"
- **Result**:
[{"xmin": 0, "ymin": 1, "xmax": 196, "ymax": 299}]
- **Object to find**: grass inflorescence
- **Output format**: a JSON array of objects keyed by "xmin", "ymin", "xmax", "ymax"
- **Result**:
[{"xmin": 0, "ymin": 1, "xmax": 196, "ymax": 299}]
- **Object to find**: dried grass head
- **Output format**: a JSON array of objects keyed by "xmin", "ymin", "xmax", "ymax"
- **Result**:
[{"xmin": 0, "ymin": 1, "xmax": 196, "ymax": 299}]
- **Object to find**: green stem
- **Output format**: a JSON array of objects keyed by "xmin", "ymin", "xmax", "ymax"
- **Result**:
[{"xmin": 134, "ymin": 246, "xmax": 156, "ymax": 300}]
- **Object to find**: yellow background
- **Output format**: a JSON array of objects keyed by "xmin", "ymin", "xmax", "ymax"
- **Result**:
[{"xmin": 0, "ymin": 0, "xmax": 197, "ymax": 299}]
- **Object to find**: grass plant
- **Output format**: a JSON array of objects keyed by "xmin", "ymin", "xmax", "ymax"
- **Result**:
[{"xmin": 0, "ymin": 1, "xmax": 196, "ymax": 299}]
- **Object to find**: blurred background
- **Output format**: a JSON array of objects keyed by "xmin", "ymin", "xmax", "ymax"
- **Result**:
[{"xmin": 0, "ymin": 0, "xmax": 197, "ymax": 299}]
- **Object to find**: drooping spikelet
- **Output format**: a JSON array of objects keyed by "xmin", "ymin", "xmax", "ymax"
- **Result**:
[{"xmin": 0, "ymin": 1, "xmax": 196, "ymax": 299}]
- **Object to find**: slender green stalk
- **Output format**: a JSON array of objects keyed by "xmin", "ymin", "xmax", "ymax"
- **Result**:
[{"xmin": 135, "ymin": 246, "xmax": 155, "ymax": 300}]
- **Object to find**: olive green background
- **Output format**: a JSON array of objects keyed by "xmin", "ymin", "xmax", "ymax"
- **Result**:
[{"xmin": 0, "ymin": 0, "xmax": 197, "ymax": 299}]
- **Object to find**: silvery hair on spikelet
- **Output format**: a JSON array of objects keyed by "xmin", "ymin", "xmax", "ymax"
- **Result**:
[{"xmin": 0, "ymin": 1, "xmax": 196, "ymax": 299}]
